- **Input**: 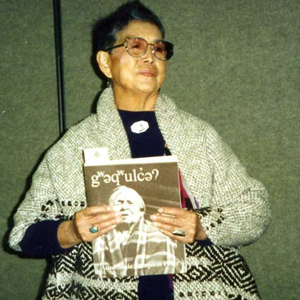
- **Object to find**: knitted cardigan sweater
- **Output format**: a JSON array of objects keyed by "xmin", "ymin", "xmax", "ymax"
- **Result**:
[{"xmin": 9, "ymin": 88, "xmax": 270, "ymax": 300}]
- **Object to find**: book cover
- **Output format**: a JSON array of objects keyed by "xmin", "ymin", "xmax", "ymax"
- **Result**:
[{"xmin": 83, "ymin": 148, "xmax": 187, "ymax": 278}]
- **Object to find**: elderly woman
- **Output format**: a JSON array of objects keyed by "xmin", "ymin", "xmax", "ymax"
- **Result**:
[{"xmin": 9, "ymin": 1, "xmax": 270, "ymax": 300}]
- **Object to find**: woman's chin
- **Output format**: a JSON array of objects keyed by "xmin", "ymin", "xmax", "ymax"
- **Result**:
[{"xmin": 134, "ymin": 82, "xmax": 159, "ymax": 95}]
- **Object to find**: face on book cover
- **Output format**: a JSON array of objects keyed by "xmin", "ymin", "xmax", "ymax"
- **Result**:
[{"xmin": 109, "ymin": 186, "xmax": 145, "ymax": 224}]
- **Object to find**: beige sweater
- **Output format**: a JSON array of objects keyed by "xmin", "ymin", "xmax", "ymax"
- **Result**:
[{"xmin": 9, "ymin": 88, "xmax": 270, "ymax": 299}]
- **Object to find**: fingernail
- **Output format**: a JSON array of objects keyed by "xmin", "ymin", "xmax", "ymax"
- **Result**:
[
  {"xmin": 158, "ymin": 208, "xmax": 163, "ymax": 213},
  {"xmin": 150, "ymin": 215, "xmax": 157, "ymax": 221}
]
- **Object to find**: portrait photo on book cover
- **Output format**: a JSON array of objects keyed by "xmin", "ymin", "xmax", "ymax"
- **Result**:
[{"xmin": 92, "ymin": 185, "xmax": 186, "ymax": 277}]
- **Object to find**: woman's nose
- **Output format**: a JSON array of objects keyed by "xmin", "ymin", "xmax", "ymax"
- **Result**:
[{"xmin": 142, "ymin": 45, "xmax": 155, "ymax": 63}]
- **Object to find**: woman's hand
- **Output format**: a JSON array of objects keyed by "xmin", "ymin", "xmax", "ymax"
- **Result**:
[
  {"xmin": 150, "ymin": 207, "xmax": 208, "ymax": 243},
  {"xmin": 58, "ymin": 205, "xmax": 123, "ymax": 249}
]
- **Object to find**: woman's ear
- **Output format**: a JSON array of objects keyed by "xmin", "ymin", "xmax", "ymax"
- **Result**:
[{"xmin": 96, "ymin": 51, "xmax": 112, "ymax": 78}]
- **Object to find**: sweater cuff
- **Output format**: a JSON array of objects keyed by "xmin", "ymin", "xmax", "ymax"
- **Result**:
[
  {"xmin": 20, "ymin": 220, "xmax": 72, "ymax": 257},
  {"xmin": 193, "ymin": 208, "xmax": 214, "ymax": 246}
]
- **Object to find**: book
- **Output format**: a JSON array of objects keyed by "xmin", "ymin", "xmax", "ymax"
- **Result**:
[{"xmin": 83, "ymin": 148, "xmax": 187, "ymax": 278}]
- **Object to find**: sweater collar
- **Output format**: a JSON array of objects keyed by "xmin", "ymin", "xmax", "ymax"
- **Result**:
[{"xmin": 95, "ymin": 87, "xmax": 183, "ymax": 161}]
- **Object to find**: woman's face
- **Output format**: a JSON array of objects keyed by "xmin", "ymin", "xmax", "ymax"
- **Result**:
[{"xmin": 106, "ymin": 20, "xmax": 167, "ymax": 103}]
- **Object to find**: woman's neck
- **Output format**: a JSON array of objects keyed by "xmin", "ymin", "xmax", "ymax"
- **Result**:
[{"xmin": 113, "ymin": 89, "xmax": 158, "ymax": 111}]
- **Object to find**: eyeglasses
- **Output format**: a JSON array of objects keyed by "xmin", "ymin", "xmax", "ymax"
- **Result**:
[{"xmin": 104, "ymin": 37, "xmax": 174, "ymax": 61}]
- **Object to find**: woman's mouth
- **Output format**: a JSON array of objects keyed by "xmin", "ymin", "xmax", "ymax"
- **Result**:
[{"xmin": 138, "ymin": 69, "xmax": 156, "ymax": 77}]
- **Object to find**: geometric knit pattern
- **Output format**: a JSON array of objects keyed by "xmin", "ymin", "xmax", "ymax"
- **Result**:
[
  {"xmin": 176, "ymin": 242, "xmax": 260, "ymax": 299},
  {"xmin": 9, "ymin": 87, "xmax": 270, "ymax": 299},
  {"xmin": 42, "ymin": 240, "xmax": 260, "ymax": 299},
  {"xmin": 42, "ymin": 241, "xmax": 260, "ymax": 300}
]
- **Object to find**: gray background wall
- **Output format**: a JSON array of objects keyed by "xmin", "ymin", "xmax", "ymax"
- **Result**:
[{"xmin": 1, "ymin": 0, "xmax": 299, "ymax": 299}]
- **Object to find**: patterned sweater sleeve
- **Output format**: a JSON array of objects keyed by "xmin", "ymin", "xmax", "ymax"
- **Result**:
[
  {"xmin": 195, "ymin": 125, "xmax": 271, "ymax": 247},
  {"xmin": 9, "ymin": 157, "xmax": 65, "ymax": 252}
]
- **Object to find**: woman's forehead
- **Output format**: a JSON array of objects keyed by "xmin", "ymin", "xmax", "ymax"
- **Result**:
[{"xmin": 115, "ymin": 20, "xmax": 163, "ymax": 43}]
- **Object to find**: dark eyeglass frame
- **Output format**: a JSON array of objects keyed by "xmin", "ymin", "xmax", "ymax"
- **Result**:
[{"xmin": 104, "ymin": 37, "xmax": 174, "ymax": 61}]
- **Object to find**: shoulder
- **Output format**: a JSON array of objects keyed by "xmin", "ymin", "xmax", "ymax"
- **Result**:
[
  {"xmin": 158, "ymin": 93, "xmax": 219, "ymax": 141},
  {"xmin": 45, "ymin": 114, "xmax": 98, "ymax": 164},
  {"xmin": 60, "ymin": 114, "xmax": 98, "ymax": 145}
]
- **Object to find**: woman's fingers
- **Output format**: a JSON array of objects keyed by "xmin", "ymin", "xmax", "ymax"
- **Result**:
[
  {"xmin": 150, "ymin": 207, "xmax": 199, "ymax": 243},
  {"xmin": 73, "ymin": 205, "xmax": 123, "ymax": 242}
]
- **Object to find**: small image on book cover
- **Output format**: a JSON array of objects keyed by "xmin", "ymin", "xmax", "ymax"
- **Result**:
[{"xmin": 84, "ymin": 148, "xmax": 187, "ymax": 278}]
